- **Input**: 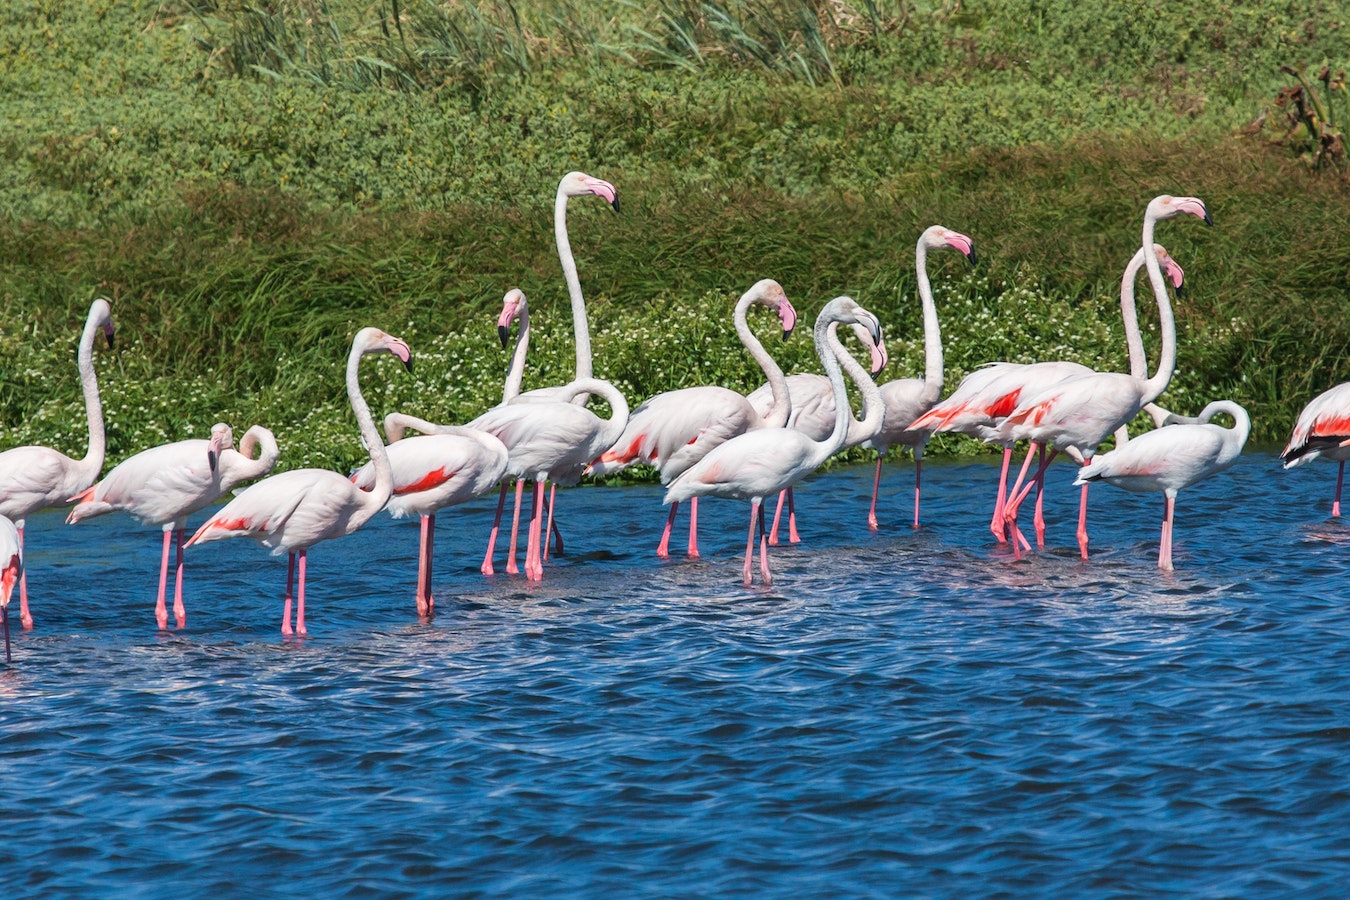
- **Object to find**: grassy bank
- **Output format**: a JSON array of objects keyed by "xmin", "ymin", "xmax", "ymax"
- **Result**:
[{"xmin": 2, "ymin": 1, "xmax": 1348, "ymax": 473}]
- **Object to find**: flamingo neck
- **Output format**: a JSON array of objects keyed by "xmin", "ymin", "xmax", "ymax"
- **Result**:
[
  {"xmin": 1119, "ymin": 247, "xmax": 1149, "ymax": 379},
  {"xmin": 811, "ymin": 312, "xmax": 854, "ymax": 467},
  {"xmin": 555, "ymin": 187, "xmax": 593, "ymax": 390},
  {"xmin": 915, "ymin": 242, "xmax": 944, "ymax": 405},
  {"xmin": 347, "ymin": 345, "xmax": 393, "ymax": 516},
  {"xmin": 502, "ymin": 306, "xmax": 530, "ymax": 404},
  {"xmin": 234, "ymin": 425, "xmax": 279, "ymax": 479},
  {"xmin": 834, "ymin": 324, "xmax": 886, "ymax": 447},
  {"xmin": 76, "ymin": 309, "xmax": 106, "ymax": 480},
  {"xmin": 555, "ymin": 378, "xmax": 630, "ymax": 449},
  {"xmin": 737, "ymin": 295, "xmax": 791, "ymax": 428},
  {"xmin": 1140, "ymin": 213, "xmax": 1177, "ymax": 403}
]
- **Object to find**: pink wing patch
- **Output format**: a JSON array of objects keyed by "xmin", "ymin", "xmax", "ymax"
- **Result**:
[{"xmin": 396, "ymin": 468, "xmax": 455, "ymax": 495}]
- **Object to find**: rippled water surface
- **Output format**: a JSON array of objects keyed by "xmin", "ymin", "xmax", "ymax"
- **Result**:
[{"xmin": 5, "ymin": 452, "xmax": 1350, "ymax": 897}]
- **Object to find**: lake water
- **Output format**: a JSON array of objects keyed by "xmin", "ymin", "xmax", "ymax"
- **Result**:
[{"xmin": 4, "ymin": 451, "xmax": 1350, "ymax": 897}]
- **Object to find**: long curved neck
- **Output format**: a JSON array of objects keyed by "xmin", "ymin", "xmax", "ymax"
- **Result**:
[
  {"xmin": 1201, "ymin": 400, "xmax": 1252, "ymax": 442},
  {"xmin": 809, "ymin": 314, "xmax": 855, "ymax": 467},
  {"xmin": 348, "ymin": 348, "xmax": 393, "ymax": 514},
  {"xmin": 76, "ymin": 310, "xmax": 106, "ymax": 479},
  {"xmin": 737, "ymin": 297, "xmax": 791, "ymax": 428},
  {"xmin": 556, "ymin": 378, "xmax": 629, "ymax": 445},
  {"xmin": 556, "ymin": 187, "xmax": 592, "ymax": 387},
  {"xmin": 502, "ymin": 306, "xmax": 530, "ymax": 404},
  {"xmin": 915, "ymin": 241, "xmax": 944, "ymax": 405},
  {"xmin": 1119, "ymin": 247, "xmax": 1149, "ymax": 379},
  {"xmin": 1140, "ymin": 213, "xmax": 1177, "ymax": 403},
  {"xmin": 835, "ymin": 324, "xmax": 886, "ymax": 447},
  {"xmin": 234, "ymin": 425, "xmax": 279, "ymax": 479}
]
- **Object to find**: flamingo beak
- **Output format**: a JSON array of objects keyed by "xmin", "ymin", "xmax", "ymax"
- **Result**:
[
  {"xmin": 498, "ymin": 325, "xmax": 510, "ymax": 349},
  {"xmin": 208, "ymin": 450, "xmax": 219, "ymax": 473},
  {"xmin": 103, "ymin": 322, "xmax": 116, "ymax": 351}
]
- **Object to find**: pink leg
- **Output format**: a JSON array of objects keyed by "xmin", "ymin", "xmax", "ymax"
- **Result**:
[
  {"xmin": 991, "ymin": 447, "xmax": 1013, "ymax": 542},
  {"xmin": 1335, "ymin": 460, "xmax": 1344, "ymax": 517},
  {"xmin": 657, "ymin": 502, "xmax": 678, "ymax": 557},
  {"xmin": 282, "ymin": 552, "xmax": 296, "ymax": 636},
  {"xmin": 1032, "ymin": 444, "xmax": 1048, "ymax": 548},
  {"xmin": 743, "ymin": 501, "xmax": 759, "ymax": 586},
  {"xmin": 912, "ymin": 454, "xmax": 923, "ymax": 530},
  {"xmin": 1004, "ymin": 444, "xmax": 1042, "ymax": 557},
  {"xmin": 758, "ymin": 501, "xmax": 773, "ymax": 585},
  {"xmin": 507, "ymin": 480, "xmax": 525, "ymax": 575},
  {"xmin": 1076, "ymin": 476, "xmax": 1091, "ymax": 560},
  {"xmin": 295, "ymin": 549, "xmax": 308, "ymax": 635},
  {"xmin": 545, "ymin": 484, "xmax": 563, "ymax": 558},
  {"xmin": 17, "ymin": 524, "xmax": 31, "ymax": 630},
  {"xmin": 416, "ymin": 513, "xmax": 435, "ymax": 616},
  {"xmin": 526, "ymin": 480, "xmax": 545, "ymax": 581},
  {"xmin": 173, "ymin": 528, "xmax": 187, "ymax": 629},
  {"xmin": 769, "ymin": 490, "xmax": 787, "ymax": 545},
  {"xmin": 2, "ymin": 603, "xmax": 9, "ymax": 664},
  {"xmin": 1159, "ymin": 492, "xmax": 1176, "ymax": 571},
  {"xmin": 155, "ymin": 528, "xmax": 172, "ymax": 630},
  {"xmin": 481, "ymin": 482, "xmax": 508, "ymax": 575},
  {"xmin": 869, "ymin": 455, "xmax": 883, "ymax": 531},
  {"xmin": 687, "ymin": 496, "xmax": 700, "ymax": 558},
  {"xmin": 786, "ymin": 488, "xmax": 800, "ymax": 544}
]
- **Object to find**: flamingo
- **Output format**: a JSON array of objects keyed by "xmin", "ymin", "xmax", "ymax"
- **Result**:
[
  {"xmin": 0, "ymin": 297, "xmax": 114, "ymax": 629},
  {"xmin": 185, "ymin": 328, "xmax": 412, "ymax": 635},
  {"xmin": 1280, "ymin": 382, "xmax": 1350, "ymax": 516},
  {"xmin": 350, "ymin": 412, "xmax": 508, "ymax": 615},
  {"xmin": 1, "ymin": 515, "xmax": 20, "ymax": 664},
  {"xmin": 909, "ymin": 244, "xmax": 1186, "ymax": 544},
  {"xmin": 584, "ymin": 278, "xmax": 798, "ymax": 558},
  {"xmin": 66, "ymin": 423, "xmax": 279, "ymax": 629},
  {"xmin": 664, "ymin": 296, "xmax": 884, "ymax": 586},
  {"xmin": 995, "ymin": 194, "xmax": 1212, "ymax": 559},
  {"xmin": 746, "ymin": 321, "xmax": 889, "ymax": 545},
  {"xmin": 862, "ymin": 225, "xmax": 977, "ymax": 531},
  {"xmin": 469, "ymin": 377, "xmax": 629, "ymax": 581},
  {"xmin": 1075, "ymin": 400, "xmax": 1249, "ymax": 570}
]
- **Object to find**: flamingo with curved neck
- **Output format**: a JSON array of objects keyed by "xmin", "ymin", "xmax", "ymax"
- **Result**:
[
  {"xmin": 187, "ymin": 328, "xmax": 412, "ymax": 635},
  {"xmin": 664, "ymin": 297, "xmax": 884, "ymax": 586},
  {"xmin": 0, "ymin": 297, "xmax": 114, "ymax": 629},
  {"xmin": 584, "ymin": 278, "xmax": 798, "ymax": 558}
]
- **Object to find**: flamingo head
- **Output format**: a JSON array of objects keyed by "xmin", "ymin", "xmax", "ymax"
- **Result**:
[
  {"xmin": 823, "ymin": 296, "xmax": 882, "ymax": 347},
  {"xmin": 850, "ymin": 322, "xmax": 889, "ymax": 375},
  {"xmin": 89, "ymin": 297, "xmax": 115, "ymax": 350},
  {"xmin": 1147, "ymin": 195, "xmax": 1213, "ymax": 227},
  {"xmin": 207, "ymin": 422, "xmax": 234, "ymax": 474},
  {"xmin": 1152, "ymin": 244, "xmax": 1186, "ymax": 293},
  {"xmin": 356, "ymin": 328, "xmax": 414, "ymax": 373},
  {"xmin": 561, "ymin": 171, "xmax": 619, "ymax": 212},
  {"xmin": 745, "ymin": 279, "xmax": 796, "ymax": 340},
  {"xmin": 498, "ymin": 288, "xmax": 527, "ymax": 348},
  {"xmin": 923, "ymin": 226, "xmax": 978, "ymax": 266}
]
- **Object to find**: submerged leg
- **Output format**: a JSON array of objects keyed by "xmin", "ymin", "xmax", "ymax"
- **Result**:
[
  {"xmin": 785, "ymin": 488, "xmax": 800, "ymax": 544},
  {"xmin": 172, "ymin": 527, "xmax": 187, "ymax": 629},
  {"xmin": 1159, "ymin": 492, "xmax": 1176, "ymax": 571},
  {"xmin": 869, "ymin": 454, "xmax": 884, "ymax": 531},
  {"xmin": 416, "ymin": 513, "xmax": 435, "ymax": 616},
  {"xmin": 687, "ymin": 497, "xmax": 700, "ymax": 558},
  {"xmin": 507, "ymin": 479, "xmax": 526, "ymax": 575},
  {"xmin": 526, "ymin": 481, "xmax": 546, "ymax": 581},
  {"xmin": 991, "ymin": 447, "xmax": 1013, "ymax": 542},
  {"xmin": 546, "ymin": 484, "xmax": 564, "ymax": 557},
  {"xmin": 743, "ymin": 501, "xmax": 759, "ymax": 586},
  {"xmin": 768, "ymin": 490, "xmax": 787, "ymax": 546},
  {"xmin": 758, "ymin": 500, "xmax": 773, "ymax": 585},
  {"xmin": 912, "ymin": 451, "xmax": 924, "ymax": 530},
  {"xmin": 1335, "ymin": 460, "xmax": 1345, "ymax": 517},
  {"xmin": 155, "ymin": 528, "xmax": 172, "ymax": 630},
  {"xmin": 17, "ymin": 524, "xmax": 31, "ymax": 630},
  {"xmin": 1076, "ymin": 476, "xmax": 1091, "ymax": 560},
  {"xmin": 295, "ymin": 549, "xmax": 308, "ymax": 635},
  {"xmin": 481, "ymin": 482, "xmax": 509, "ymax": 576},
  {"xmin": 657, "ymin": 501, "xmax": 679, "ymax": 558},
  {"xmin": 282, "ymin": 552, "xmax": 297, "ymax": 636}
]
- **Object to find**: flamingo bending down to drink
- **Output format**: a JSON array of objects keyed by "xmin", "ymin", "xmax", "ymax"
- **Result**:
[{"xmin": 186, "ymin": 329, "xmax": 412, "ymax": 635}]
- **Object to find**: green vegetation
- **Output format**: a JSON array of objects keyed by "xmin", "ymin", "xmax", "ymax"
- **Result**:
[{"xmin": 1, "ymin": 0, "xmax": 1348, "ymax": 475}]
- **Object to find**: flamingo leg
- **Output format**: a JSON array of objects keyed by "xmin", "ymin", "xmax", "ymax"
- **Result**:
[
  {"xmin": 155, "ymin": 527, "xmax": 172, "ymax": 630},
  {"xmin": 546, "ymin": 485, "xmax": 564, "ymax": 557},
  {"xmin": 2, "ymin": 603, "xmax": 9, "ymax": 665},
  {"xmin": 869, "ymin": 454, "xmax": 883, "ymax": 531},
  {"xmin": 1335, "ymin": 460, "xmax": 1345, "ymax": 517},
  {"xmin": 758, "ymin": 500, "xmax": 773, "ymax": 585},
  {"xmin": 768, "ymin": 490, "xmax": 787, "ymax": 546},
  {"xmin": 282, "ymin": 552, "xmax": 296, "ymax": 636},
  {"xmin": 1032, "ymin": 444, "xmax": 1049, "ymax": 548},
  {"xmin": 657, "ymin": 502, "xmax": 678, "ymax": 558},
  {"xmin": 786, "ymin": 488, "xmax": 801, "ymax": 544},
  {"xmin": 481, "ymin": 482, "xmax": 509, "ymax": 575},
  {"xmin": 17, "ymin": 524, "xmax": 31, "ymax": 630},
  {"xmin": 743, "ymin": 501, "xmax": 759, "ymax": 586},
  {"xmin": 1004, "ymin": 443, "xmax": 1041, "ymax": 557},
  {"xmin": 172, "ymin": 527, "xmax": 187, "ymax": 629},
  {"xmin": 543, "ymin": 484, "xmax": 558, "ymax": 561},
  {"xmin": 506, "ymin": 479, "xmax": 525, "ymax": 575},
  {"xmin": 416, "ymin": 513, "xmax": 435, "ymax": 617},
  {"xmin": 1159, "ymin": 492, "xmax": 1176, "ymax": 571},
  {"xmin": 912, "ymin": 451, "xmax": 923, "ymax": 530},
  {"xmin": 526, "ymin": 480, "xmax": 545, "ymax": 581},
  {"xmin": 1076, "ymin": 474, "xmax": 1091, "ymax": 560},
  {"xmin": 295, "ymin": 549, "xmax": 308, "ymax": 635},
  {"xmin": 687, "ymin": 496, "xmax": 700, "ymax": 558},
  {"xmin": 990, "ymin": 447, "xmax": 1013, "ymax": 542}
]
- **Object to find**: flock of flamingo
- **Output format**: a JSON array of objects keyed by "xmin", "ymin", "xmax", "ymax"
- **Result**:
[{"xmin": 2, "ymin": 172, "xmax": 1348, "ymax": 659}]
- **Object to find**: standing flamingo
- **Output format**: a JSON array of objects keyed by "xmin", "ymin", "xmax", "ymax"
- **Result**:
[
  {"xmin": 664, "ymin": 297, "xmax": 884, "ymax": 586},
  {"xmin": 584, "ymin": 278, "xmax": 798, "ymax": 558},
  {"xmin": 469, "ymin": 377, "xmax": 629, "ymax": 581},
  {"xmin": 1, "ymin": 515, "xmax": 21, "ymax": 664},
  {"xmin": 1280, "ymin": 382, "xmax": 1350, "ymax": 516},
  {"xmin": 1075, "ymin": 400, "xmax": 1249, "ymax": 570},
  {"xmin": 350, "ymin": 413, "xmax": 508, "ymax": 615},
  {"xmin": 862, "ymin": 225, "xmax": 977, "ymax": 531},
  {"xmin": 0, "ymin": 297, "xmax": 114, "ymax": 629},
  {"xmin": 996, "ymin": 194, "xmax": 1212, "ymax": 559},
  {"xmin": 185, "ymin": 328, "xmax": 412, "ymax": 635},
  {"xmin": 66, "ymin": 422, "xmax": 279, "ymax": 629}
]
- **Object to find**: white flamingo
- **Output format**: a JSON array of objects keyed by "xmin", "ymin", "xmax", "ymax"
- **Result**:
[
  {"xmin": 350, "ymin": 413, "xmax": 508, "ymax": 615},
  {"xmin": 1280, "ymin": 382, "xmax": 1350, "ymax": 516},
  {"xmin": 67, "ymin": 422, "xmax": 279, "ymax": 629},
  {"xmin": 1076, "ymin": 400, "xmax": 1249, "ymax": 570},
  {"xmin": 0, "ymin": 298, "xmax": 114, "ymax": 629},
  {"xmin": 186, "ymin": 328, "xmax": 412, "ymax": 635},
  {"xmin": 584, "ymin": 278, "xmax": 798, "ymax": 558},
  {"xmin": 664, "ymin": 297, "xmax": 884, "ymax": 586}
]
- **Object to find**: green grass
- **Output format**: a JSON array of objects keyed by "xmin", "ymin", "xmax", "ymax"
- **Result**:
[{"xmin": 1, "ymin": 0, "xmax": 1348, "ymax": 473}]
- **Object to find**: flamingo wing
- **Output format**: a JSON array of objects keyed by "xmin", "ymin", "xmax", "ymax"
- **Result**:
[
  {"xmin": 1282, "ymin": 382, "xmax": 1350, "ymax": 467},
  {"xmin": 189, "ymin": 468, "xmax": 361, "ymax": 553},
  {"xmin": 69, "ymin": 439, "xmax": 220, "ymax": 526},
  {"xmin": 353, "ymin": 433, "xmax": 508, "ymax": 518}
]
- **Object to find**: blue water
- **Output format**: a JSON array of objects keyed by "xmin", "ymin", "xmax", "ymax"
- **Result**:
[{"xmin": 4, "ymin": 451, "xmax": 1350, "ymax": 897}]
